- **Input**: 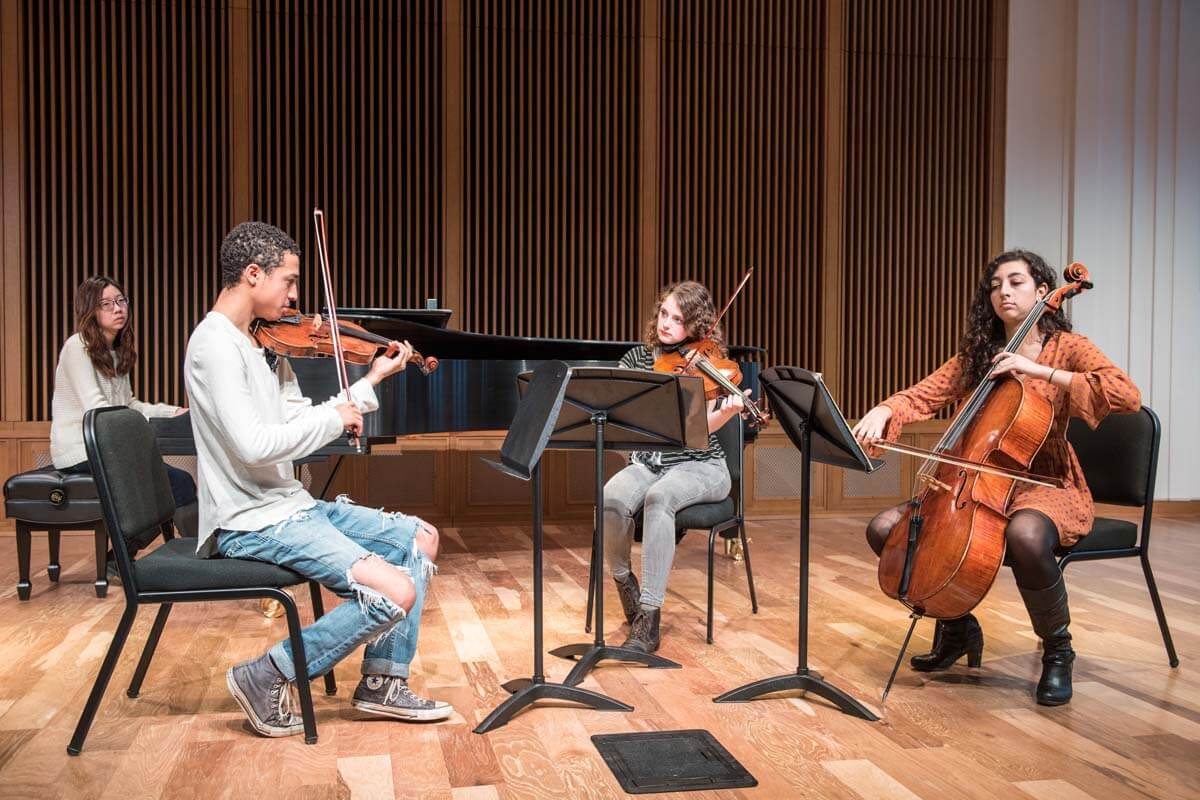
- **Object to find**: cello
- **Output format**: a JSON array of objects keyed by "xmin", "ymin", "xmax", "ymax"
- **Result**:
[{"xmin": 873, "ymin": 263, "xmax": 1093, "ymax": 697}]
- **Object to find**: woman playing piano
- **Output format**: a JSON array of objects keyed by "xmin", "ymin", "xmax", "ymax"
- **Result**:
[
  {"xmin": 50, "ymin": 276, "xmax": 198, "ymax": 553},
  {"xmin": 604, "ymin": 281, "xmax": 746, "ymax": 653}
]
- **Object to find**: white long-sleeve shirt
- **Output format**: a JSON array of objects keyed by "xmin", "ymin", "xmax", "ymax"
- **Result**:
[
  {"xmin": 51, "ymin": 333, "xmax": 180, "ymax": 469},
  {"xmin": 184, "ymin": 311, "xmax": 378, "ymax": 555}
]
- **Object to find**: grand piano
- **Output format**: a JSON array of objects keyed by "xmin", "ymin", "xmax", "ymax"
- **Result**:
[{"xmin": 153, "ymin": 308, "xmax": 765, "ymax": 454}]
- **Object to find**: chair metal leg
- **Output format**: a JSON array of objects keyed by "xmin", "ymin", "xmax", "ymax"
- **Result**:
[
  {"xmin": 16, "ymin": 522, "xmax": 32, "ymax": 601},
  {"xmin": 585, "ymin": 547, "xmax": 596, "ymax": 634},
  {"xmin": 67, "ymin": 605, "xmax": 138, "ymax": 755},
  {"xmin": 739, "ymin": 524, "xmax": 758, "ymax": 613},
  {"xmin": 47, "ymin": 530, "xmax": 61, "ymax": 582},
  {"xmin": 707, "ymin": 528, "xmax": 718, "ymax": 644},
  {"xmin": 93, "ymin": 525, "xmax": 108, "ymax": 598},
  {"xmin": 128, "ymin": 604, "xmax": 172, "ymax": 698},
  {"xmin": 280, "ymin": 590, "xmax": 318, "ymax": 745},
  {"xmin": 308, "ymin": 582, "xmax": 337, "ymax": 695},
  {"xmin": 1140, "ymin": 553, "xmax": 1180, "ymax": 667}
]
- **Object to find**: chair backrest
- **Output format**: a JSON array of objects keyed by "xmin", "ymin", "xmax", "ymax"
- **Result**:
[
  {"xmin": 84, "ymin": 407, "xmax": 176, "ymax": 573},
  {"xmin": 714, "ymin": 416, "xmax": 744, "ymax": 484},
  {"xmin": 1066, "ymin": 407, "xmax": 1159, "ymax": 507}
]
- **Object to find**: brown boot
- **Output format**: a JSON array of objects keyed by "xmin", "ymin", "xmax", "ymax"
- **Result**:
[
  {"xmin": 622, "ymin": 606, "xmax": 661, "ymax": 653},
  {"xmin": 613, "ymin": 573, "xmax": 641, "ymax": 625}
]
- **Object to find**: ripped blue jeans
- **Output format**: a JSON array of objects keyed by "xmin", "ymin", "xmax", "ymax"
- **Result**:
[{"xmin": 216, "ymin": 496, "xmax": 434, "ymax": 682}]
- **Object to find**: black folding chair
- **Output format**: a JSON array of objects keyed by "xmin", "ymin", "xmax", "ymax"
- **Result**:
[
  {"xmin": 1060, "ymin": 406, "xmax": 1178, "ymax": 667},
  {"xmin": 586, "ymin": 417, "xmax": 758, "ymax": 643},
  {"xmin": 68, "ymin": 406, "xmax": 335, "ymax": 755}
]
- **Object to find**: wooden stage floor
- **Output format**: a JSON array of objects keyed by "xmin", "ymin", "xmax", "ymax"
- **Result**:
[{"xmin": 0, "ymin": 510, "xmax": 1197, "ymax": 799}]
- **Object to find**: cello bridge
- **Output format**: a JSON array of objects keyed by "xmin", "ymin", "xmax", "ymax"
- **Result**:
[{"xmin": 916, "ymin": 473, "xmax": 954, "ymax": 493}]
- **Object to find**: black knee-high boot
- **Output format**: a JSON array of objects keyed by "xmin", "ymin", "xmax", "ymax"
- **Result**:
[
  {"xmin": 910, "ymin": 614, "xmax": 984, "ymax": 671},
  {"xmin": 1018, "ymin": 576, "xmax": 1074, "ymax": 706}
]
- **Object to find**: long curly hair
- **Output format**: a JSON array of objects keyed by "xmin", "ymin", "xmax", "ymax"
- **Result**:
[
  {"xmin": 957, "ymin": 249, "xmax": 1071, "ymax": 389},
  {"xmin": 642, "ymin": 280, "xmax": 725, "ymax": 354},
  {"xmin": 73, "ymin": 276, "xmax": 136, "ymax": 379}
]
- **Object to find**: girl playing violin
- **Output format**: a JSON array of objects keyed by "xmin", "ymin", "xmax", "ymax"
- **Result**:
[
  {"xmin": 851, "ymin": 249, "xmax": 1141, "ymax": 705},
  {"xmin": 51, "ymin": 276, "xmax": 198, "ymax": 553},
  {"xmin": 604, "ymin": 281, "xmax": 747, "ymax": 653}
]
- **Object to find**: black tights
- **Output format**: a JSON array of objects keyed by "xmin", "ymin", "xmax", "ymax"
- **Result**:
[{"xmin": 866, "ymin": 505, "xmax": 1062, "ymax": 590}]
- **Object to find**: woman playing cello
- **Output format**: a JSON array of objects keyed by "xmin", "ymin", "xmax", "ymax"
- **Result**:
[{"xmin": 851, "ymin": 250, "xmax": 1140, "ymax": 705}]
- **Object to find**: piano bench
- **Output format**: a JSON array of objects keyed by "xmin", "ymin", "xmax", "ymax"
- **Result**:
[{"xmin": 4, "ymin": 468, "xmax": 108, "ymax": 600}]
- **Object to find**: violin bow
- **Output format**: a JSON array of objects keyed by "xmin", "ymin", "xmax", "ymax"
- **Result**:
[
  {"xmin": 681, "ymin": 267, "xmax": 754, "ymax": 373},
  {"xmin": 312, "ymin": 207, "xmax": 359, "ymax": 446}
]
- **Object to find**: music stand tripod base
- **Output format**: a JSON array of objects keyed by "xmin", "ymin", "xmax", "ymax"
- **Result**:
[
  {"xmin": 713, "ymin": 366, "xmax": 879, "ymax": 723},
  {"xmin": 475, "ymin": 677, "xmax": 632, "ymax": 734},
  {"xmin": 474, "ymin": 460, "xmax": 635, "ymax": 734},
  {"xmin": 474, "ymin": 362, "xmax": 636, "ymax": 734},
  {"xmin": 550, "ymin": 642, "xmax": 682, "ymax": 687},
  {"xmin": 713, "ymin": 668, "xmax": 878, "ymax": 720},
  {"xmin": 533, "ymin": 368, "xmax": 702, "ymax": 686}
]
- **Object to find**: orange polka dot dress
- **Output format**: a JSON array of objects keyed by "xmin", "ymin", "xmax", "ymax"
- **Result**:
[{"xmin": 878, "ymin": 332, "xmax": 1142, "ymax": 546}]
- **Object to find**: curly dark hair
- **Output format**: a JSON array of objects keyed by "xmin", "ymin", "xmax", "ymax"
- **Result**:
[
  {"xmin": 73, "ymin": 276, "xmax": 135, "ymax": 379},
  {"xmin": 219, "ymin": 221, "xmax": 302, "ymax": 289},
  {"xmin": 957, "ymin": 249, "xmax": 1072, "ymax": 389},
  {"xmin": 642, "ymin": 281, "xmax": 725, "ymax": 354}
]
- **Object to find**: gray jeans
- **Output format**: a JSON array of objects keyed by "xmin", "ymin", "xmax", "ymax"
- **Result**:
[{"xmin": 603, "ymin": 460, "xmax": 731, "ymax": 609}]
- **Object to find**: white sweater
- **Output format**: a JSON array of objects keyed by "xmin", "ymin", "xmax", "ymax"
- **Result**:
[
  {"xmin": 184, "ymin": 311, "xmax": 378, "ymax": 555},
  {"xmin": 50, "ymin": 333, "xmax": 179, "ymax": 469}
]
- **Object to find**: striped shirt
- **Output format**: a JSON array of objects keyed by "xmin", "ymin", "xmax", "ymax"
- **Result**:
[{"xmin": 619, "ymin": 345, "xmax": 725, "ymax": 469}]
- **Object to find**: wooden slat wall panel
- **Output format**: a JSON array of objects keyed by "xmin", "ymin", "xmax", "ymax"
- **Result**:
[
  {"xmin": 4, "ymin": 0, "xmax": 1007, "ymax": 520},
  {"xmin": 460, "ymin": 1, "xmax": 641, "ymax": 341},
  {"xmin": 840, "ymin": 0, "xmax": 998, "ymax": 417},
  {"xmin": 658, "ymin": 1, "xmax": 825, "ymax": 370},
  {"xmin": 22, "ymin": 0, "xmax": 228, "ymax": 419},
  {"xmin": 250, "ymin": 0, "xmax": 444, "ymax": 315}
]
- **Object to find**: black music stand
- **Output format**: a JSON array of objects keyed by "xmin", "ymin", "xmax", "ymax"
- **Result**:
[
  {"xmin": 531, "ymin": 368, "xmax": 709, "ymax": 687},
  {"xmin": 474, "ymin": 361, "xmax": 633, "ymax": 734},
  {"xmin": 714, "ymin": 366, "xmax": 880, "ymax": 721}
]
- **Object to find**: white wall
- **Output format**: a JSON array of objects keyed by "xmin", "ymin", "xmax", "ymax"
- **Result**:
[{"xmin": 1006, "ymin": 0, "xmax": 1200, "ymax": 500}]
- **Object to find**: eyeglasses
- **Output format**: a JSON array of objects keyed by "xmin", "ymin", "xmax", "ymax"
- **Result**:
[{"xmin": 97, "ymin": 296, "xmax": 130, "ymax": 312}]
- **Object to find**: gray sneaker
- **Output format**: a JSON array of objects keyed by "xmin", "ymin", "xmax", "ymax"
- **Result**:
[
  {"xmin": 226, "ymin": 653, "xmax": 305, "ymax": 737},
  {"xmin": 351, "ymin": 676, "xmax": 453, "ymax": 722}
]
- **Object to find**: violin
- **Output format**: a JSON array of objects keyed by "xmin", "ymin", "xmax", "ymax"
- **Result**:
[
  {"xmin": 252, "ymin": 310, "xmax": 438, "ymax": 374},
  {"xmin": 873, "ymin": 263, "xmax": 1093, "ymax": 697},
  {"xmin": 651, "ymin": 268, "xmax": 770, "ymax": 427},
  {"xmin": 654, "ymin": 338, "xmax": 769, "ymax": 427}
]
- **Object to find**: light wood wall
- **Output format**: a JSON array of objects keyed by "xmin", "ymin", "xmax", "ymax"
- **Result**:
[
  {"xmin": 1005, "ymin": 0, "xmax": 1199, "ymax": 501},
  {"xmin": 0, "ymin": 0, "xmax": 1007, "ymax": 526}
]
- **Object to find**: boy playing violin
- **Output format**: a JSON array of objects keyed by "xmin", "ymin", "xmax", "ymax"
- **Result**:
[{"xmin": 185, "ymin": 221, "xmax": 452, "ymax": 737}]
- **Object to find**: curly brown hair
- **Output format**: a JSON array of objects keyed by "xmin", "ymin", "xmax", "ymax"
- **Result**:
[
  {"xmin": 73, "ymin": 276, "xmax": 136, "ymax": 379},
  {"xmin": 957, "ymin": 249, "xmax": 1072, "ymax": 389},
  {"xmin": 642, "ymin": 280, "xmax": 725, "ymax": 354}
]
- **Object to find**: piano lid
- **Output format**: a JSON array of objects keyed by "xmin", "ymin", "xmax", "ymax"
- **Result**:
[
  {"xmin": 329, "ymin": 307, "xmax": 453, "ymax": 329},
  {"xmin": 331, "ymin": 307, "xmax": 766, "ymax": 362}
]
